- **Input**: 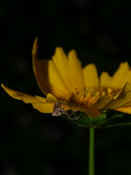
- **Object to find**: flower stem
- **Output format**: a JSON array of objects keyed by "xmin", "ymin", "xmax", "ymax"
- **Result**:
[{"xmin": 89, "ymin": 127, "xmax": 95, "ymax": 175}]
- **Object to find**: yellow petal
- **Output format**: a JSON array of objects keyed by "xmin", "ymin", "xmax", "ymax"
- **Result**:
[
  {"xmin": 124, "ymin": 83, "xmax": 131, "ymax": 92},
  {"xmin": 83, "ymin": 64, "xmax": 99, "ymax": 88},
  {"xmin": 1, "ymin": 84, "xmax": 54, "ymax": 113},
  {"xmin": 113, "ymin": 106, "xmax": 131, "ymax": 114},
  {"xmin": 100, "ymin": 72, "xmax": 112, "ymax": 87},
  {"xmin": 127, "ymin": 70, "xmax": 131, "ymax": 83},
  {"xmin": 111, "ymin": 62, "xmax": 130, "ymax": 88},
  {"xmin": 48, "ymin": 60, "xmax": 71, "ymax": 100},
  {"xmin": 52, "ymin": 48, "xmax": 71, "ymax": 91},
  {"xmin": 32, "ymin": 38, "xmax": 51, "ymax": 95},
  {"xmin": 46, "ymin": 93, "xmax": 57, "ymax": 103},
  {"xmin": 68, "ymin": 50, "xmax": 84, "ymax": 94}
]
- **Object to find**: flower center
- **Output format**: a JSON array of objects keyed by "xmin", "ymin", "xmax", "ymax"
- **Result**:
[
  {"xmin": 73, "ymin": 87, "xmax": 122, "ymax": 107},
  {"xmin": 52, "ymin": 87, "xmax": 123, "ymax": 117}
]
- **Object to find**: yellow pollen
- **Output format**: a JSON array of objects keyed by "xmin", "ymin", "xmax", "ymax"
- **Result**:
[
  {"xmin": 87, "ymin": 91, "xmax": 100, "ymax": 105},
  {"xmin": 113, "ymin": 91, "xmax": 121, "ymax": 99},
  {"xmin": 101, "ymin": 90, "xmax": 106, "ymax": 97},
  {"xmin": 107, "ymin": 88, "xmax": 113, "ymax": 96},
  {"xmin": 104, "ymin": 87, "xmax": 122, "ymax": 100}
]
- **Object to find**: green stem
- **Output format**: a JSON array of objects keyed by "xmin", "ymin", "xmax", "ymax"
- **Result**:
[{"xmin": 89, "ymin": 127, "xmax": 95, "ymax": 175}]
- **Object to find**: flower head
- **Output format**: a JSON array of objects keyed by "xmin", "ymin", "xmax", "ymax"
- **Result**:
[{"xmin": 2, "ymin": 38, "xmax": 131, "ymax": 120}]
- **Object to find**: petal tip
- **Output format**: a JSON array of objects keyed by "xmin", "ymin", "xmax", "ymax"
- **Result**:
[
  {"xmin": 53, "ymin": 47, "xmax": 66, "ymax": 59},
  {"xmin": 32, "ymin": 37, "xmax": 38, "ymax": 56},
  {"xmin": 68, "ymin": 49, "xmax": 77, "ymax": 57},
  {"xmin": 1, "ymin": 84, "xmax": 12, "ymax": 96},
  {"xmin": 55, "ymin": 47, "xmax": 64, "ymax": 52},
  {"xmin": 1, "ymin": 83, "xmax": 7, "ymax": 92}
]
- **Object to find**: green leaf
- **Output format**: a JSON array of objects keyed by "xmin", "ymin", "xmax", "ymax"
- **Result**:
[
  {"xmin": 103, "ymin": 122, "xmax": 131, "ymax": 128},
  {"xmin": 70, "ymin": 112, "xmax": 107, "ymax": 128},
  {"xmin": 62, "ymin": 110, "xmax": 131, "ymax": 129}
]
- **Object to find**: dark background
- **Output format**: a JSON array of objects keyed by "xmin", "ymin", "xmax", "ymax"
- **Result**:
[{"xmin": 0, "ymin": 0, "xmax": 131, "ymax": 174}]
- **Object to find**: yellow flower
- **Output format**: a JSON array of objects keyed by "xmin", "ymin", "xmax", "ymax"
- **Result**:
[{"xmin": 2, "ymin": 38, "xmax": 131, "ymax": 117}]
